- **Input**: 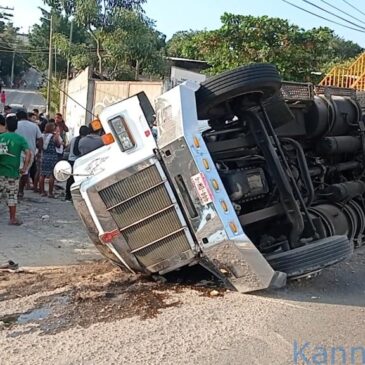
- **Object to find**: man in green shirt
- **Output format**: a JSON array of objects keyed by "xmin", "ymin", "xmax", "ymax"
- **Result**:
[{"xmin": 0, "ymin": 115, "xmax": 31, "ymax": 225}]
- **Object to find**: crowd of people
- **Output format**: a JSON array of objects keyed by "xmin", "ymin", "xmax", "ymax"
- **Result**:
[{"xmin": 0, "ymin": 105, "xmax": 104, "ymax": 225}]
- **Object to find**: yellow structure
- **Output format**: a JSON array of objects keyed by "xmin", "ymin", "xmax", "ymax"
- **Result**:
[{"xmin": 320, "ymin": 53, "xmax": 365, "ymax": 91}]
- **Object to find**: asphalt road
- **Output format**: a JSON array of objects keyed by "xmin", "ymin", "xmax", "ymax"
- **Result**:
[
  {"xmin": 4, "ymin": 88, "xmax": 46, "ymax": 111},
  {"xmin": 0, "ymin": 192, "xmax": 364, "ymax": 364},
  {"xmin": 3, "ymin": 68, "xmax": 45, "ymax": 111}
]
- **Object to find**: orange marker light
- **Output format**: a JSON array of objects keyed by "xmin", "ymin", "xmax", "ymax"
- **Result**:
[
  {"xmin": 203, "ymin": 159, "xmax": 210, "ymax": 170},
  {"xmin": 229, "ymin": 222, "xmax": 238, "ymax": 234},
  {"xmin": 212, "ymin": 179, "xmax": 219, "ymax": 191},
  {"xmin": 193, "ymin": 136, "xmax": 200, "ymax": 148},
  {"xmin": 102, "ymin": 133, "xmax": 115, "ymax": 145},
  {"xmin": 91, "ymin": 119, "xmax": 103, "ymax": 131},
  {"xmin": 221, "ymin": 200, "xmax": 228, "ymax": 212}
]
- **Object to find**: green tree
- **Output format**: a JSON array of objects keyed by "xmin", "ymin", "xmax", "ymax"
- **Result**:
[
  {"xmin": 102, "ymin": 9, "xmax": 166, "ymax": 80},
  {"xmin": 28, "ymin": 7, "xmax": 90, "ymax": 77},
  {"xmin": 44, "ymin": 0, "xmax": 148, "ymax": 75},
  {"xmin": 167, "ymin": 14, "xmax": 363, "ymax": 82},
  {"xmin": 0, "ymin": 23, "xmax": 27, "ymax": 85},
  {"xmin": 0, "ymin": 9, "xmax": 13, "ymax": 32}
]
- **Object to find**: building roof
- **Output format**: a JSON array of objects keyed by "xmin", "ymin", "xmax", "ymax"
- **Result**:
[{"xmin": 166, "ymin": 57, "xmax": 210, "ymax": 71}]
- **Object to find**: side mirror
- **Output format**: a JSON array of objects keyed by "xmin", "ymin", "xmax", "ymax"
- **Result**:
[{"xmin": 54, "ymin": 160, "xmax": 72, "ymax": 182}]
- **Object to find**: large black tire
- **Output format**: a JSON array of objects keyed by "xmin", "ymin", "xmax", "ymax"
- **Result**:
[
  {"xmin": 266, "ymin": 235, "xmax": 353, "ymax": 278},
  {"xmin": 196, "ymin": 63, "xmax": 282, "ymax": 120}
]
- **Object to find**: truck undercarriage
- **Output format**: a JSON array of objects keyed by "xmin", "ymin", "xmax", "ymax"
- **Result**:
[{"xmin": 65, "ymin": 63, "xmax": 364, "ymax": 292}]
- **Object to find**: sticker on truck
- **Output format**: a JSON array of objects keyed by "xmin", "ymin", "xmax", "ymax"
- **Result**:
[{"xmin": 191, "ymin": 172, "xmax": 213, "ymax": 205}]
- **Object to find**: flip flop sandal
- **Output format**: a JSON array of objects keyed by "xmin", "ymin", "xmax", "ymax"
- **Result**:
[
  {"xmin": 8, "ymin": 219, "xmax": 23, "ymax": 226},
  {"xmin": 0, "ymin": 260, "xmax": 19, "ymax": 270}
]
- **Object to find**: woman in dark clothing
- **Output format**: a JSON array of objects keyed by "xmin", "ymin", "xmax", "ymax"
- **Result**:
[{"xmin": 39, "ymin": 122, "xmax": 62, "ymax": 198}]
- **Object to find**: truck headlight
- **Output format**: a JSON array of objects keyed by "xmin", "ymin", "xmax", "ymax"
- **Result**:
[{"xmin": 109, "ymin": 116, "xmax": 135, "ymax": 151}]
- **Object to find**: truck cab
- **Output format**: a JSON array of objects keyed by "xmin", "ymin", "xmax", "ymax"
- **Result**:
[{"xmin": 57, "ymin": 64, "xmax": 361, "ymax": 292}]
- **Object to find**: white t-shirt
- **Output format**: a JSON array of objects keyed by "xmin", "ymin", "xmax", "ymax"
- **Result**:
[{"xmin": 16, "ymin": 119, "xmax": 42, "ymax": 154}]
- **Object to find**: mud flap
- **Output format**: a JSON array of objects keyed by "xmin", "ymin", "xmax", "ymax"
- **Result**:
[{"xmin": 200, "ymin": 240, "xmax": 286, "ymax": 293}]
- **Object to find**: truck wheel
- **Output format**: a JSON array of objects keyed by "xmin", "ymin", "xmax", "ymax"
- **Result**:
[
  {"xmin": 195, "ymin": 63, "xmax": 282, "ymax": 120},
  {"xmin": 265, "ymin": 235, "xmax": 353, "ymax": 278}
]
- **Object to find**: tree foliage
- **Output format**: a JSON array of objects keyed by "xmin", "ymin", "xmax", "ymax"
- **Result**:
[
  {"xmin": 28, "ymin": 7, "xmax": 90, "ymax": 77},
  {"xmin": 167, "ymin": 14, "xmax": 363, "ymax": 82},
  {"xmin": 0, "ymin": 22, "xmax": 27, "ymax": 85},
  {"xmin": 42, "ymin": 0, "xmax": 165, "ymax": 79},
  {"xmin": 0, "ymin": 9, "xmax": 13, "ymax": 32}
]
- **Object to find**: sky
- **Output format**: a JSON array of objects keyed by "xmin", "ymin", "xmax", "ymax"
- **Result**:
[{"xmin": 2, "ymin": 0, "xmax": 365, "ymax": 47}]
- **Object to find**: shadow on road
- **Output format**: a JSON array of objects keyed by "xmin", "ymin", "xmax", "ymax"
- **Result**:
[{"xmin": 255, "ymin": 247, "xmax": 365, "ymax": 307}]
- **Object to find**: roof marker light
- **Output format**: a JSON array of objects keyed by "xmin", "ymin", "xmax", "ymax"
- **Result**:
[
  {"xmin": 193, "ymin": 136, "xmax": 200, "ymax": 148},
  {"xmin": 203, "ymin": 159, "xmax": 210, "ymax": 170},
  {"xmin": 221, "ymin": 200, "xmax": 229, "ymax": 213},
  {"xmin": 212, "ymin": 179, "xmax": 219, "ymax": 191},
  {"xmin": 229, "ymin": 222, "xmax": 239, "ymax": 234}
]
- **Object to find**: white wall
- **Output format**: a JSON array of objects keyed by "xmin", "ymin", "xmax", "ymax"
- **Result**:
[
  {"xmin": 63, "ymin": 68, "xmax": 90, "ymax": 138},
  {"xmin": 170, "ymin": 66, "xmax": 206, "ymax": 87},
  {"xmin": 92, "ymin": 81, "xmax": 163, "ymax": 116}
]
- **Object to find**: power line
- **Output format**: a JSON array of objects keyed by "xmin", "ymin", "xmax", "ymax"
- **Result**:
[
  {"xmin": 302, "ymin": 0, "xmax": 365, "ymax": 31},
  {"xmin": 0, "ymin": 35, "xmax": 96, "ymax": 117},
  {"xmin": 282, "ymin": 0, "xmax": 365, "ymax": 33},
  {"xmin": 342, "ymin": 0, "xmax": 365, "ymax": 18},
  {"xmin": 0, "ymin": 48, "xmax": 98, "ymax": 54},
  {"xmin": 21, "ymin": 56, "xmax": 97, "ymax": 117},
  {"xmin": 319, "ymin": 0, "xmax": 365, "ymax": 25}
]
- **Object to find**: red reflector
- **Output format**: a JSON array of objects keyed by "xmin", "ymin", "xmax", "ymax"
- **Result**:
[
  {"xmin": 144, "ymin": 130, "xmax": 151, "ymax": 137},
  {"xmin": 100, "ymin": 229, "xmax": 120, "ymax": 243}
]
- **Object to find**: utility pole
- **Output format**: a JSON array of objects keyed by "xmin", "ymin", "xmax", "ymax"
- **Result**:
[
  {"xmin": 54, "ymin": 45, "xmax": 57, "ymax": 77},
  {"xmin": 65, "ymin": 19, "xmax": 73, "ymax": 82},
  {"xmin": 46, "ymin": 14, "xmax": 53, "ymax": 115},
  {"xmin": 64, "ymin": 19, "xmax": 73, "ymax": 116},
  {"xmin": 10, "ymin": 50, "xmax": 15, "ymax": 87}
]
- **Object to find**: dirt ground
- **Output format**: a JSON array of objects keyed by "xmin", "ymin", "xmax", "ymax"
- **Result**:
[
  {"xmin": 0, "ymin": 189, "xmax": 99, "ymax": 266},
  {"xmin": 0, "ymin": 191, "xmax": 365, "ymax": 364}
]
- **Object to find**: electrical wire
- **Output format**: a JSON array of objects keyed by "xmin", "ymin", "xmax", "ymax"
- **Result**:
[
  {"xmin": 302, "ymin": 0, "xmax": 365, "ymax": 31},
  {"xmin": 282, "ymin": 0, "xmax": 365, "ymax": 33},
  {"xmin": 342, "ymin": 0, "xmax": 365, "ymax": 18},
  {"xmin": 319, "ymin": 0, "xmax": 365, "ymax": 25},
  {"xmin": 0, "ymin": 48, "xmax": 98, "ymax": 54},
  {"xmin": 0, "ymin": 37, "xmax": 97, "ymax": 118},
  {"xmin": 21, "ymin": 55, "xmax": 98, "ymax": 118}
]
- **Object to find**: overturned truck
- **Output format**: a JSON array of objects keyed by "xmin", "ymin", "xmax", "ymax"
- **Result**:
[{"xmin": 58, "ymin": 64, "xmax": 365, "ymax": 292}]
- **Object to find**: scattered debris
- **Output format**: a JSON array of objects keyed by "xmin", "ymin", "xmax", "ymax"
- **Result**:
[{"xmin": 0, "ymin": 260, "xmax": 226, "ymax": 335}]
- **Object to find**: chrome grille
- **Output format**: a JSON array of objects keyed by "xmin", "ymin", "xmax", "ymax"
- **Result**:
[
  {"xmin": 123, "ymin": 207, "xmax": 182, "ymax": 251},
  {"xmin": 98, "ymin": 163, "xmax": 192, "ymax": 270},
  {"xmin": 99, "ymin": 165, "xmax": 163, "ymax": 209},
  {"xmin": 109, "ymin": 184, "xmax": 171, "ymax": 229},
  {"xmin": 134, "ymin": 230, "xmax": 191, "ymax": 267}
]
